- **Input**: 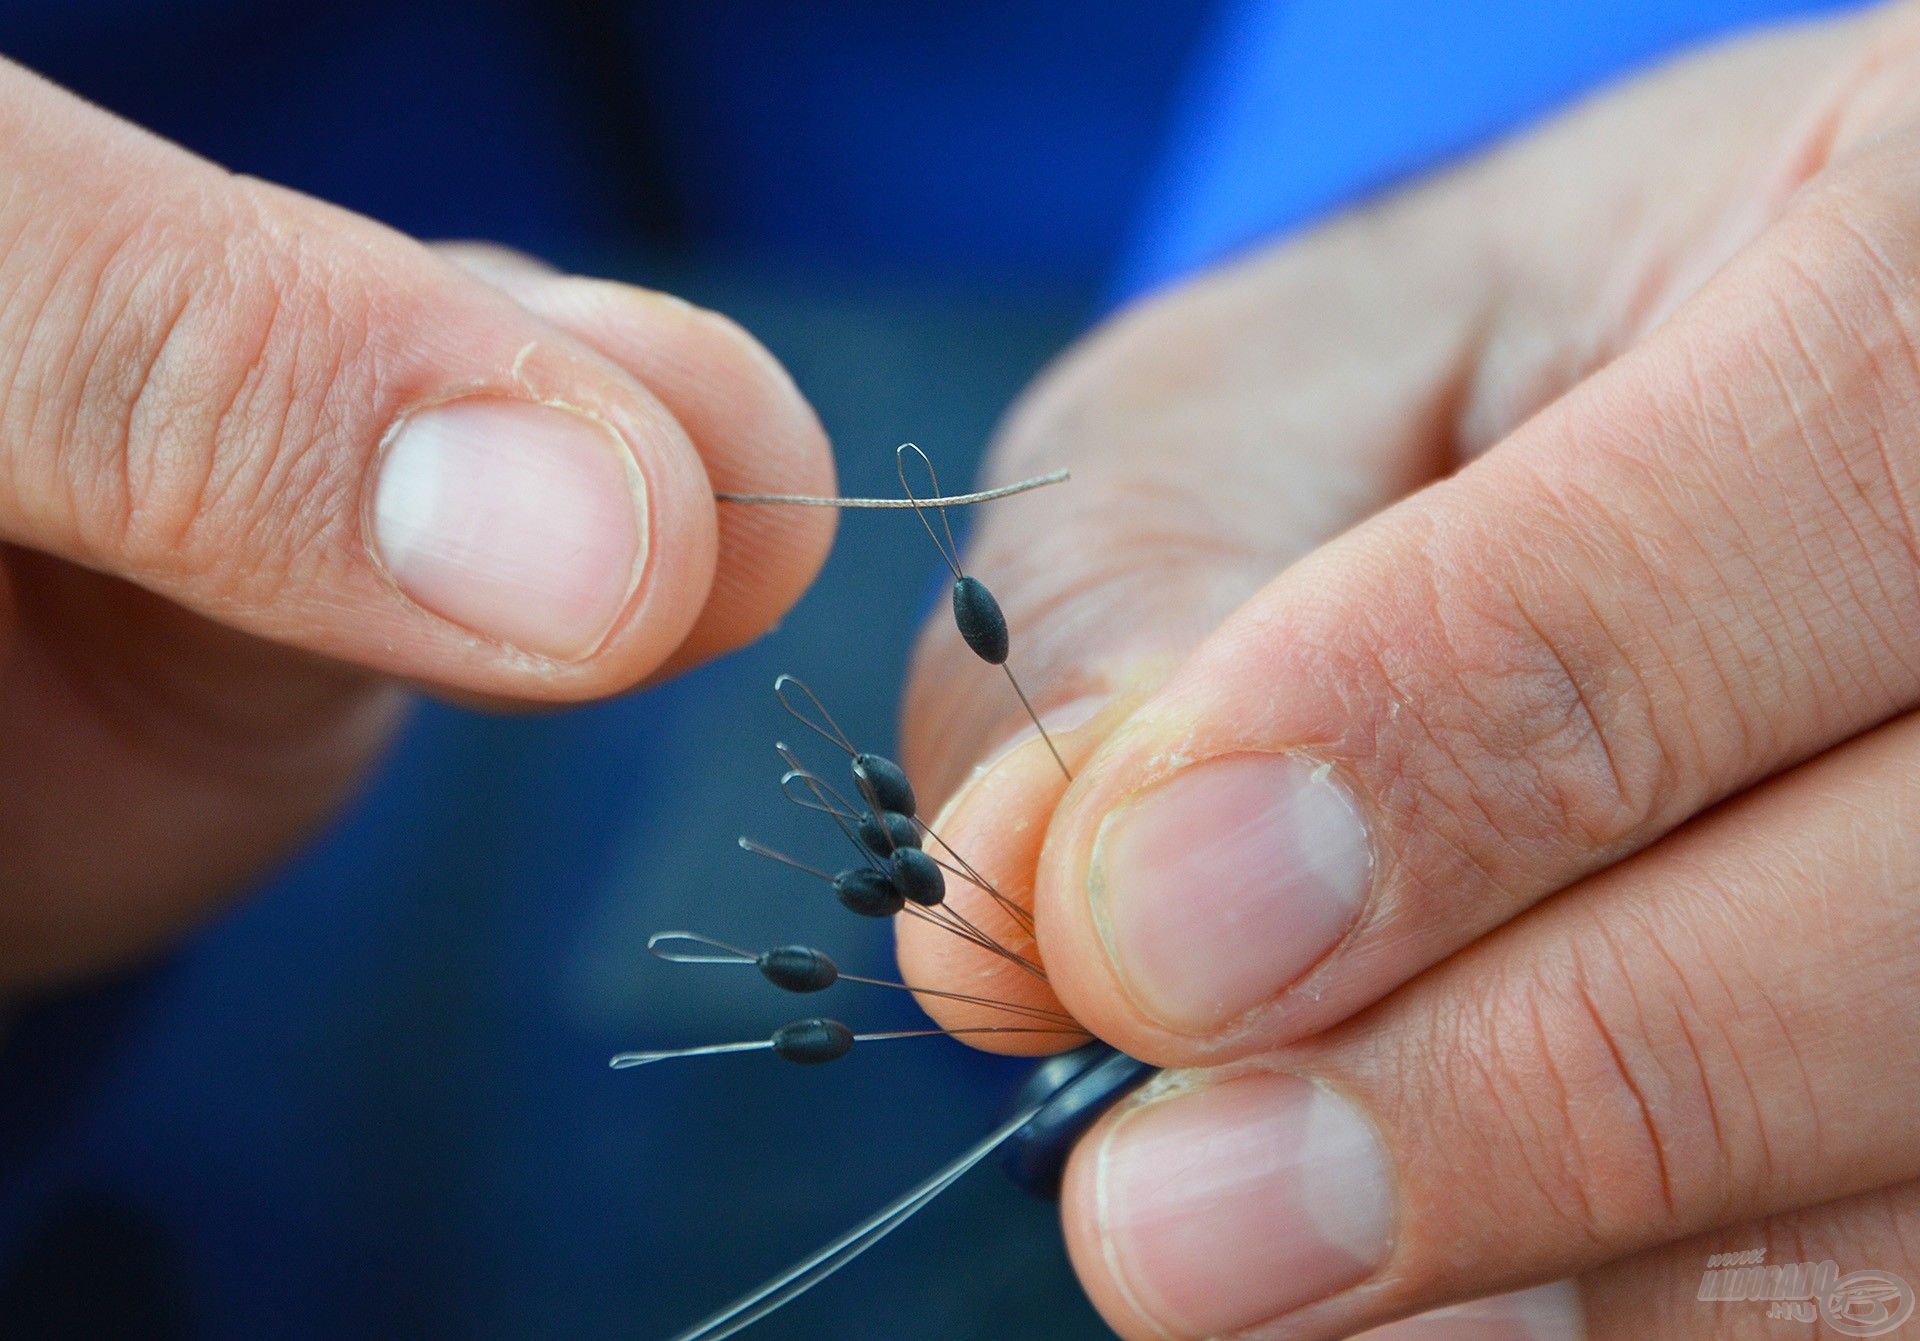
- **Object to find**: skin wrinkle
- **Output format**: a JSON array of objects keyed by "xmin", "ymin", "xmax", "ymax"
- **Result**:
[
  {"xmin": 0, "ymin": 250, "xmax": 40, "ymax": 509},
  {"xmin": 207, "ymin": 270, "xmax": 310, "ymax": 561},
  {"xmin": 22, "ymin": 208, "xmax": 151, "ymax": 550},
  {"xmin": 1608, "ymin": 907, "xmax": 1744, "ymax": 1216},
  {"xmin": 1566, "ymin": 939, "xmax": 1680, "ymax": 1228},
  {"xmin": 1704, "ymin": 390, "xmax": 1835, "ymax": 753},
  {"xmin": 90, "ymin": 219, "xmax": 272, "ymax": 576},
  {"xmin": 1789, "ymin": 205, "xmax": 1920, "ymax": 450},
  {"xmin": 1735, "ymin": 991, "xmax": 1789, "ymax": 1198},
  {"xmin": 70, "ymin": 226, "xmax": 182, "ymax": 558},
  {"xmin": 1767, "ymin": 249, "xmax": 1895, "ymax": 573},
  {"xmin": 1362, "ymin": 536, "xmax": 1565, "ymax": 880},
  {"xmin": 1549, "ymin": 478, "xmax": 1736, "ymax": 804},
  {"xmin": 167, "ymin": 285, "xmax": 286, "ymax": 581},
  {"xmin": 1325, "ymin": 591, "xmax": 1535, "ymax": 931},
  {"xmin": 186, "ymin": 233, "xmax": 334, "ymax": 583},
  {"xmin": 1364, "ymin": 668, "xmax": 1522, "ymax": 914},
  {"xmin": 1778, "ymin": 374, "xmax": 1916, "ymax": 713},
  {"xmin": 1515, "ymin": 972, "xmax": 1610, "ymax": 1250},
  {"xmin": 116, "ymin": 280, "xmax": 199, "ymax": 536},
  {"xmin": 1713, "ymin": 318, "xmax": 1874, "ymax": 744},
  {"xmin": 1715, "ymin": 345, "xmax": 1876, "ymax": 747},
  {"xmin": 1639, "ymin": 851, "xmax": 1828, "ymax": 1210},
  {"xmin": 1761, "ymin": 277, "xmax": 1920, "ymax": 709},
  {"xmin": 1439, "ymin": 581, "xmax": 1629, "ymax": 867},
  {"xmin": 1669, "ymin": 912, "xmax": 1768, "ymax": 1180},
  {"xmin": 221, "ymin": 300, "xmax": 362, "ymax": 605},
  {"xmin": 1543, "ymin": 443, "xmax": 1743, "ymax": 760},
  {"xmin": 1812, "ymin": 225, "xmax": 1920, "ymax": 591},
  {"xmin": 1512, "ymin": 594, "xmax": 1636, "ymax": 842},
  {"xmin": 1447, "ymin": 960, "xmax": 1604, "ymax": 1255}
]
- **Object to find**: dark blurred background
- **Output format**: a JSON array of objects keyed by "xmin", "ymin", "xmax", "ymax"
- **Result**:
[{"xmin": 0, "ymin": 2, "xmax": 1865, "ymax": 1338}]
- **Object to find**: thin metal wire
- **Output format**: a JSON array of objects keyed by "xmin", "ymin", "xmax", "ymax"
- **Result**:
[
  {"xmin": 1002, "ymin": 664, "xmax": 1073, "ymax": 782},
  {"xmin": 610, "ymin": 1040, "xmax": 771, "ymax": 1069},
  {"xmin": 610, "ymin": 1025, "xmax": 1079, "ymax": 1070},
  {"xmin": 773, "ymin": 675, "xmax": 860, "ymax": 757},
  {"xmin": 777, "ymin": 671, "xmax": 1043, "ymax": 926},
  {"xmin": 838, "ymin": 973, "xmax": 1080, "ymax": 1028},
  {"xmin": 644, "ymin": 927, "xmax": 1075, "ymax": 1027},
  {"xmin": 896, "ymin": 443, "xmax": 964, "ymax": 579},
  {"xmin": 915, "ymin": 818, "xmax": 1035, "ymax": 934},
  {"xmin": 715, "ymin": 469, "xmax": 1067, "ymax": 510},
  {"xmin": 918, "ymin": 902, "xmax": 1049, "ymax": 983},
  {"xmin": 647, "ymin": 932, "xmax": 757, "ymax": 965},
  {"xmin": 631, "ymin": 449, "xmax": 1097, "ymax": 1341},
  {"xmin": 735, "ymin": 837, "xmax": 836, "ymax": 885},
  {"xmin": 773, "ymin": 752, "xmax": 884, "ymax": 874},
  {"xmin": 773, "ymin": 745, "xmax": 1049, "ymax": 981}
]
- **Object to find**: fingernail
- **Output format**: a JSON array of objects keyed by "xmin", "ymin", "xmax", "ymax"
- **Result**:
[
  {"xmin": 1094, "ymin": 1073, "xmax": 1393, "ymax": 1336},
  {"xmin": 372, "ymin": 397, "xmax": 646, "ymax": 660},
  {"xmin": 1351, "ymin": 1282, "xmax": 1583, "ymax": 1340},
  {"xmin": 1091, "ymin": 752, "xmax": 1371, "ymax": 1032}
]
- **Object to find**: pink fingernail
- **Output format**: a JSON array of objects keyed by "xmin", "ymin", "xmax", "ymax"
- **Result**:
[
  {"xmin": 1351, "ymin": 1282, "xmax": 1583, "ymax": 1340},
  {"xmin": 372, "ymin": 398, "xmax": 646, "ymax": 660},
  {"xmin": 1091, "ymin": 752, "xmax": 1372, "ymax": 1032},
  {"xmin": 1094, "ymin": 1073, "xmax": 1394, "ymax": 1336}
]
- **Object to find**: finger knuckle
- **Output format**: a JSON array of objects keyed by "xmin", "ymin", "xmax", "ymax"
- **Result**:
[
  {"xmin": 6, "ymin": 177, "xmax": 374, "ymax": 599},
  {"xmin": 1345, "ymin": 498, "xmax": 1686, "ymax": 893},
  {"xmin": 123, "ymin": 196, "xmax": 369, "ymax": 599}
]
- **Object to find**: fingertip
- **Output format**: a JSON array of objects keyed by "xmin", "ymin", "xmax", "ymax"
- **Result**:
[
  {"xmin": 892, "ymin": 698, "xmax": 1128, "ymax": 1055},
  {"xmin": 445, "ymin": 261, "xmax": 836, "ymax": 670},
  {"xmin": 895, "ymin": 725, "xmax": 1076, "ymax": 1055},
  {"xmin": 1031, "ymin": 699, "xmax": 1221, "ymax": 1066},
  {"xmin": 1060, "ymin": 1082, "xmax": 1187, "ymax": 1341}
]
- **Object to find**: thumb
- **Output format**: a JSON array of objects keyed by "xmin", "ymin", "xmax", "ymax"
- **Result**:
[
  {"xmin": 893, "ymin": 213, "xmax": 1487, "ymax": 1044},
  {"xmin": 892, "ymin": 7, "xmax": 1876, "ymax": 1044},
  {"xmin": 0, "ymin": 58, "xmax": 830, "ymax": 700}
]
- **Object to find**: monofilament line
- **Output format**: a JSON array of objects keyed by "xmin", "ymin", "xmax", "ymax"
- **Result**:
[
  {"xmin": 715, "ymin": 469, "xmax": 1068, "ymax": 509},
  {"xmin": 661, "ymin": 1058, "xmax": 1098, "ymax": 1341}
]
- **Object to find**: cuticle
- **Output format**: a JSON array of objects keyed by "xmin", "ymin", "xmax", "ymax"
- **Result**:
[{"xmin": 363, "ymin": 391, "xmax": 651, "ymax": 667}]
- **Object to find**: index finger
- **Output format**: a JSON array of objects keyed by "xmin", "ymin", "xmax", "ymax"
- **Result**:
[{"xmin": 1040, "ymin": 95, "xmax": 1920, "ymax": 1063}]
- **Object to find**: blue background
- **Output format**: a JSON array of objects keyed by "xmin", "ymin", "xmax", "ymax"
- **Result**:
[{"xmin": 0, "ymin": 2, "xmax": 1865, "ymax": 1337}]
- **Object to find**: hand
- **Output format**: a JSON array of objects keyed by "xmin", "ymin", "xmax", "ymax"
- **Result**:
[
  {"xmin": 899, "ymin": 6, "xmax": 1920, "ymax": 1337},
  {"xmin": 0, "ymin": 59, "xmax": 834, "ymax": 991}
]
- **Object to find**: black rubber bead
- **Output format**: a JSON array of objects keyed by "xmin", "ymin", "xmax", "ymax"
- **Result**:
[
  {"xmin": 857, "ymin": 809, "xmax": 920, "ymax": 856},
  {"xmin": 833, "ymin": 867, "xmax": 905, "ymax": 918},
  {"xmin": 1000, "ymin": 1042, "xmax": 1157, "ymax": 1199},
  {"xmin": 771, "ymin": 1017, "xmax": 855, "ymax": 1064},
  {"xmin": 952, "ymin": 576, "xmax": 1010, "ymax": 665},
  {"xmin": 889, "ymin": 846, "xmax": 946, "ymax": 906},
  {"xmin": 851, "ymin": 752, "xmax": 917, "ymax": 817},
  {"xmin": 757, "ymin": 945, "xmax": 839, "ymax": 994}
]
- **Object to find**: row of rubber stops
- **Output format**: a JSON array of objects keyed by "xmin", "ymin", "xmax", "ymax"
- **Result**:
[{"xmin": 613, "ymin": 446, "xmax": 1157, "ymax": 1341}]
